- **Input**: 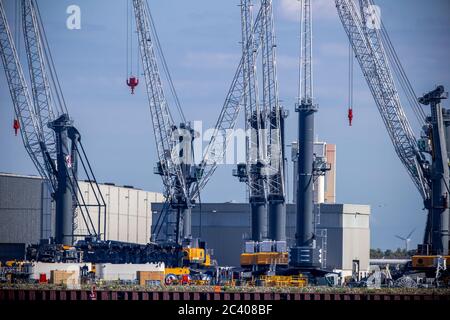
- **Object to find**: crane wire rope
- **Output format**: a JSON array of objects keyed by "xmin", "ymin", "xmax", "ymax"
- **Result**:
[
  {"xmin": 348, "ymin": 40, "xmax": 353, "ymax": 116},
  {"xmin": 35, "ymin": 1, "xmax": 69, "ymax": 116},
  {"xmin": 145, "ymin": 0, "xmax": 185, "ymax": 123}
]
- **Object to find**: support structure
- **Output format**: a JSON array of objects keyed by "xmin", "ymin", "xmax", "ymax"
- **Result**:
[
  {"xmin": 234, "ymin": 0, "xmax": 286, "ymax": 244},
  {"xmin": 419, "ymin": 86, "xmax": 449, "ymax": 255},
  {"xmin": 334, "ymin": 0, "xmax": 450, "ymax": 257},
  {"xmin": 0, "ymin": 0, "xmax": 105, "ymax": 246},
  {"xmin": 262, "ymin": 0, "xmax": 287, "ymax": 243},
  {"xmin": 290, "ymin": 0, "xmax": 320, "ymax": 268},
  {"xmin": 49, "ymin": 114, "xmax": 75, "ymax": 245}
]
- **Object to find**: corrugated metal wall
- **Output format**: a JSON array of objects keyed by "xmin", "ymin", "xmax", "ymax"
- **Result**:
[
  {"xmin": 0, "ymin": 174, "xmax": 45, "ymax": 244},
  {"xmin": 0, "ymin": 173, "xmax": 164, "ymax": 245},
  {"xmin": 152, "ymin": 203, "xmax": 370, "ymax": 271},
  {"xmin": 76, "ymin": 183, "xmax": 164, "ymax": 243}
]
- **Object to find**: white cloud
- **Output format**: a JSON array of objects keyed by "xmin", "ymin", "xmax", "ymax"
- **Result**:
[{"xmin": 279, "ymin": 0, "xmax": 336, "ymax": 21}]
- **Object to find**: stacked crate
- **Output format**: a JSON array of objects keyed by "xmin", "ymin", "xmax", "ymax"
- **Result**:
[
  {"xmin": 137, "ymin": 271, "xmax": 165, "ymax": 286},
  {"xmin": 50, "ymin": 270, "xmax": 78, "ymax": 286}
]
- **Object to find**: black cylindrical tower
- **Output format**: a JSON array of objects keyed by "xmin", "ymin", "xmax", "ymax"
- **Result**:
[
  {"xmin": 296, "ymin": 104, "xmax": 316, "ymax": 248},
  {"xmin": 268, "ymin": 108, "xmax": 286, "ymax": 241},
  {"xmin": 49, "ymin": 114, "xmax": 74, "ymax": 246}
]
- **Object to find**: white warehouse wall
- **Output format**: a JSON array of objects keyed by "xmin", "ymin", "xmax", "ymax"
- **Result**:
[
  {"xmin": 0, "ymin": 173, "xmax": 164, "ymax": 245},
  {"xmin": 76, "ymin": 182, "xmax": 164, "ymax": 244}
]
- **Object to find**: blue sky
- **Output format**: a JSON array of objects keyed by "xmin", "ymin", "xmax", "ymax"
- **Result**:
[{"xmin": 1, "ymin": 0, "xmax": 449, "ymax": 250}]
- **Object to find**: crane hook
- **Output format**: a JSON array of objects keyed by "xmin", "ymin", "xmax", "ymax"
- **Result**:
[
  {"xmin": 348, "ymin": 107, "xmax": 353, "ymax": 126},
  {"xmin": 13, "ymin": 119, "xmax": 20, "ymax": 136},
  {"xmin": 127, "ymin": 76, "xmax": 139, "ymax": 94}
]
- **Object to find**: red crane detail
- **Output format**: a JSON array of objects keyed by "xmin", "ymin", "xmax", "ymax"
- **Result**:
[
  {"xmin": 13, "ymin": 119, "xmax": 20, "ymax": 135},
  {"xmin": 127, "ymin": 76, "xmax": 139, "ymax": 94},
  {"xmin": 348, "ymin": 107, "xmax": 353, "ymax": 126}
]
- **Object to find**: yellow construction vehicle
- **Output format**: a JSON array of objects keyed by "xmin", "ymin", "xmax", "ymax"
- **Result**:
[
  {"xmin": 165, "ymin": 267, "xmax": 190, "ymax": 276},
  {"xmin": 164, "ymin": 267, "xmax": 190, "ymax": 285},
  {"xmin": 182, "ymin": 247, "xmax": 212, "ymax": 267}
]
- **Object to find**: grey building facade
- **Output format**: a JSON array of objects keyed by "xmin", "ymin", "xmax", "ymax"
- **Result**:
[
  {"xmin": 152, "ymin": 202, "xmax": 371, "ymax": 275},
  {"xmin": 1, "ymin": 173, "xmax": 370, "ymax": 276},
  {"xmin": 0, "ymin": 173, "xmax": 50, "ymax": 244},
  {"xmin": 0, "ymin": 173, "xmax": 163, "ymax": 245}
]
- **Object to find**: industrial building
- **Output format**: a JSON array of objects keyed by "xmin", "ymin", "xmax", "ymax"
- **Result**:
[
  {"xmin": 152, "ymin": 202, "xmax": 370, "ymax": 277},
  {"xmin": 1, "ymin": 172, "xmax": 370, "ymax": 277},
  {"xmin": 291, "ymin": 142, "xmax": 336, "ymax": 204},
  {"xmin": 0, "ymin": 172, "xmax": 164, "ymax": 245}
]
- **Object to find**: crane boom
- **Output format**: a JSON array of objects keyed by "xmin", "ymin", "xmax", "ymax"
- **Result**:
[
  {"xmin": 335, "ymin": 0, "xmax": 450, "ymax": 255},
  {"xmin": 261, "ymin": 0, "xmax": 286, "ymax": 241},
  {"xmin": 0, "ymin": 0, "xmax": 50, "ymax": 185},
  {"xmin": 134, "ymin": 1, "xmax": 281, "ymax": 244},
  {"xmin": 240, "ymin": 0, "xmax": 267, "ymax": 209},
  {"xmin": 22, "ymin": 0, "xmax": 68, "ymax": 197},
  {"xmin": 240, "ymin": 0, "xmax": 267, "ymax": 241},
  {"xmin": 22, "ymin": 0, "xmax": 57, "ymax": 170},
  {"xmin": 190, "ymin": 4, "xmax": 266, "ymax": 200},
  {"xmin": 132, "ymin": 0, "xmax": 188, "ymax": 202},
  {"xmin": 1, "ymin": 0, "xmax": 105, "ymax": 244},
  {"xmin": 335, "ymin": 0, "xmax": 430, "ymax": 200}
]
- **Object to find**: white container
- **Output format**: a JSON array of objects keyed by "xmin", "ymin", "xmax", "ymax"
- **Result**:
[
  {"xmin": 259, "ymin": 240, "xmax": 273, "ymax": 253},
  {"xmin": 31, "ymin": 262, "xmax": 92, "ymax": 281},
  {"xmin": 95, "ymin": 263, "xmax": 165, "ymax": 281}
]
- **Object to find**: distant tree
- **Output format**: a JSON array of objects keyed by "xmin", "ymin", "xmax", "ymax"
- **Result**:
[
  {"xmin": 370, "ymin": 248, "xmax": 384, "ymax": 259},
  {"xmin": 370, "ymin": 248, "xmax": 415, "ymax": 259}
]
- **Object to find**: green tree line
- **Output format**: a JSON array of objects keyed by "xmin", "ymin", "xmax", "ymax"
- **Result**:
[{"xmin": 370, "ymin": 248, "xmax": 416, "ymax": 259}]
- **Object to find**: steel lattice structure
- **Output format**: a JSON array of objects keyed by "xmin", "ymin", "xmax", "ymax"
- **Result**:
[
  {"xmin": 191, "ymin": 4, "xmax": 267, "ymax": 200},
  {"xmin": 133, "ymin": 0, "xmax": 283, "ymax": 243},
  {"xmin": 240, "ymin": 0, "xmax": 266, "ymax": 202},
  {"xmin": 133, "ymin": 0, "xmax": 271, "ymax": 243},
  {"xmin": 0, "ymin": 0, "xmax": 50, "ymax": 185},
  {"xmin": 261, "ymin": 0, "xmax": 285, "ymax": 203},
  {"xmin": 0, "ymin": 0, "xmax": 105, "ymax": 243},
  {"xmin": 22, "ymin": 0, "xmax": 58, "ymax": 186},
  {"xmin": 300, "ymin": 0, "xmax": 313, "ymax": 104},
  {"xmin": 132, "ymin": 0, "xmax": 188, "ymax": 204},
  {"xmin": 335, "ymin": 0, "xmax": 429, "ymax": 201}
]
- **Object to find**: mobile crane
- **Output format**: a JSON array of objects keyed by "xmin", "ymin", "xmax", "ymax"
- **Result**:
[
  {"xmin": 235, "ymin": 0, "xmax": 289, "ymax": 272},
  {"xmin": 335, "ymin": 0, "xmax": 449, "ymax": 276},
  {"xmin": 0, "ymin": 0, "xmax": 106, "ymax": 261},
  {"xmin": 130, "ymin": 0, "xmax": 280, "ymax": 268}
]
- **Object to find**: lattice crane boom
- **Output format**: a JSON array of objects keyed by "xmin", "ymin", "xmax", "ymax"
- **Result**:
[
  {"xmin": 132, "ymin": 0, "xmax": 188, "ymax": 202},
  {"xmin": 21, "ymin": 0, "xmax": 60, "ymax": 187},
  {"xmin": 334, "ymin": 0, "xmax": 430, "ymax": 201},
  {"xmin": 1, "ymin": 0, "xmax": 105, "ymax": 244},
  {"xmin": 300, "ymin": 0, "xmax": 313, "ymax": 104},
  {"xmin": 190, "ymin": 4, "xmax": 266, "ymax": 200},
  {"xmin": 241, "ymin": 0, "xmax": 266, "ymax": 200},
  {"xmin": 261, "ymin": 0, "xmax": 285, "ymax": 201},
  {"xmin": 0, "ymin": 0, "xmax": 51, "ymax": 185}
]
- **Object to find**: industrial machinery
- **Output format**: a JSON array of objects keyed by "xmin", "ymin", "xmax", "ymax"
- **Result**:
[
  {"xmin": 288, "ymin": 0, "xmax": 330, "ymax": 271},
  {"xmin": 129, "ymin": 0, "xmax": 285, "ymax": 268},
  {"xmin": 129, "ymin": 0, "xmax": 209, "ymax": 266},
  {"xmin": 335, "ymin": 0, "xmax": 449, "ymax": 278},
  {"xmin": 0, "ymin": 260, "xmax": 32, "ymax": 283},
  {"xmin": 234, "ymin": 0, "xmax": 289, "ymax": 273},
  {"xmin": 0, "ymin": 1, "xmax": 106, "ymax": 250}
]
